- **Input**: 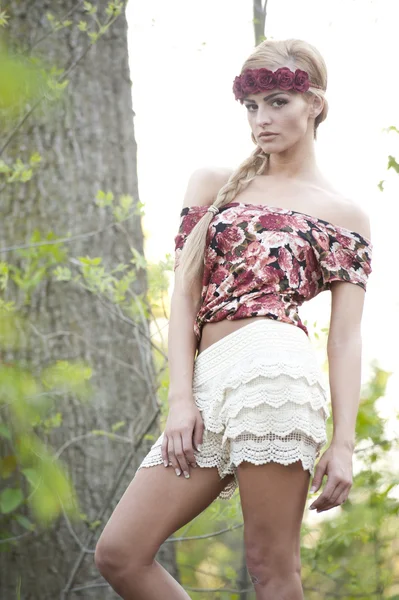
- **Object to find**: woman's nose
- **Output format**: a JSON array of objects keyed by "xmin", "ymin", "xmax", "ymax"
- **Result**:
[{"xmin": 256, "ymin": 111, "xmax": 272, "ymax": 127}]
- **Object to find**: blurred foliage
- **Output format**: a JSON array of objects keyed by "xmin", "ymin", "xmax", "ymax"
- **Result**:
[
  {"xmin": 0, "ymin": 303, "xmax": 94, "ymax": 531},
  {"xmin": 0, "ymin": 0, "xmax": 132, "ymax": 561}
]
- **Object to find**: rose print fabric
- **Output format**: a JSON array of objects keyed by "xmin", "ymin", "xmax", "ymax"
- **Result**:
[{"xmin": 173, "ymin": 201, "xmax": 373, "ymax": 343}]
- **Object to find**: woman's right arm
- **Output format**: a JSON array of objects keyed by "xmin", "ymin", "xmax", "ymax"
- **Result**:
[
  {"xmin": 161, "ymin": 167, "xmax": 230, "ymax": 478},
  {"xmin": 163, "ymin": 288, "xmax": 204, "ymax": 478}
]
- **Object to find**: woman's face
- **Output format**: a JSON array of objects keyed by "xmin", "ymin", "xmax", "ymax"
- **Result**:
[{"xmin": 243, "ymin": 89, "xmax": 315, "ymax": 152}]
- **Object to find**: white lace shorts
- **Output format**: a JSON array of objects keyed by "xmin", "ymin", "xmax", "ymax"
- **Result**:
[{"xmin": 136, "ymin": 318, "xmax": 330, "ymax": 500}]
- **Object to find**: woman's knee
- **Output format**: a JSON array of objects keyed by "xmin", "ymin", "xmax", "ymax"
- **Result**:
[
  {"xmin": 94, "ymin": 526, "xmax": 152, "ymax": 580},
  {"xmin": 95, "ymin": 537, "xmax": 134, "ymax": 579},
  {"xmin": 245, "ymin": 538, "xmax": 301, "ymax": 584},
  {"xmin": 94, "ymin": 462, "xmax": 229, "ymax": 578}
]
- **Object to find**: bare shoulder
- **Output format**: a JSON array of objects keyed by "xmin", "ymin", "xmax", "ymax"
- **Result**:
[
  {"xmin": 333, "ymin": 195, "xmax": 372, "ymax": 241},
  {"xmin": 182, "ymin": 166, "xmax": 234, "ymax": 209},
  {"xmin": 312, "ymin": 179, "xmax": 372, "ymax": 241}
]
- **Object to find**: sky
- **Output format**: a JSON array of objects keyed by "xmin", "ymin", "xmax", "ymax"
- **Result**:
[{"xmin": 126, "ymin": 1, "xmax": 398, "ymax": 454}]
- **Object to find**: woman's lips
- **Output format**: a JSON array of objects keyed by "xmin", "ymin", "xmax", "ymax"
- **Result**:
[{"xmin": 259, "ymin": 133, "xmax": 278, "ymax": 139}]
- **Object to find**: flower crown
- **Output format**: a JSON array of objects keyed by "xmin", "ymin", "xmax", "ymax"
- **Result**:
[{"xmin": 232, "ymin": 67, "xmax": 323, "ymax": 104}]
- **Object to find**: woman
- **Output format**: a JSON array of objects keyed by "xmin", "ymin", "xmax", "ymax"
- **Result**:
[{"xmin": 95, "ymin": 38, "xmax": 373, "ymax": 599}]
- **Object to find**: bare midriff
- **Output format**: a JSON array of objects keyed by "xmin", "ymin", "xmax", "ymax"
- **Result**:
[{"xmin": 197, "ymin": 315, "xmax": 273, "ymax": 356}]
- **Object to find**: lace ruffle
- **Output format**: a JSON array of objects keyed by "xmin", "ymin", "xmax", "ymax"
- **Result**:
[{"xmin": 137, "ymin": 319, "xmax": 330, "ymax": 500}]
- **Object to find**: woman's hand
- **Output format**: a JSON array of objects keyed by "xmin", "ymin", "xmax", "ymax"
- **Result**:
[
  {"xmin": 308, "ymin": 442, "xmax": 353, "ymax": 513},
  {"xmin": 161, "ymin": 397, "xmax": 204, "ymax": 479}
]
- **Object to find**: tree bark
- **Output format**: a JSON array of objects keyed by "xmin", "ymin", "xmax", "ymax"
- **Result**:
[
  {"xmin": 253, "ymin": 0, "xmax": 268, "ymax": 45},
  {"xmin": 0, "ymin": 2, "xmax": 177, "ymax": 598}
]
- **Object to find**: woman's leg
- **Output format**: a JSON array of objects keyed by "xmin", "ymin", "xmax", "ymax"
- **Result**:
[
  {"xmin": 236, "ymin": 459, "xmax": 311, "ymax": 600},
  {"xmin": 94, "ymin": 462, "xmax": 234, "ymax": 600}
]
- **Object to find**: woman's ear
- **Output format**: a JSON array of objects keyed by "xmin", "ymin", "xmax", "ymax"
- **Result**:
[{"xmin": 309, "ymin": 95, "xmax": 324, "ymax": 119}]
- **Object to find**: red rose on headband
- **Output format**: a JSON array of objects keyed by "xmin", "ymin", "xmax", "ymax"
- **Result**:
[
  {"xmin": 257, "ymin": 68, "xmax": 277, "ymax": 90},
  {"xmin": 232, "ymin": 76, "xmax": 244, "ymax": 101},
  {"xmin": 241, "ymin": 70, "xmax": 259, "ymax": 95},
  {"xmin": 231, "ymin": 67, "xmax": 320, "ymax": 102},
  {"xmin": 293, "ymin": 69, "xmax": 311, "ymax": 92},
  {"xmin": 274, "ymin": 67, "xmax": 295, "ymax": 90}
]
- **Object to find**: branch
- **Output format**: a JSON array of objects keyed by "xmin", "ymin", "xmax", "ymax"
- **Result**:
[
  {"xmin": 29, "ymin": 324, "xmax": 143, "ymax": 375},
  {"xmin": 0, "ymin": 3, "xmax": 124, "ymax": 157},
  {"xmin": 60, "ymin": 405, "xmax": 161, "ymax": 599},
  {"xmin": 166, "ymin": 522, "xmax": 243, "ymax": 543},
  {"xmin": 253, "ymin": 0, "xmax": 268, "ymax": 45},
  {"xmin": 0, "ymin": 217, "xmax": 121, "ymax": 254},
  {"xmin": 23, "ymin": 1, "xmax": 85, "ymax": 55}
]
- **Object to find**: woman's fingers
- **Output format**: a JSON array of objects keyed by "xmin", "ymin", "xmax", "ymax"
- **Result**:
[
  {"xmin": 181, "ymin": 428, "xmax": 197, "ymax": 468},
  {"xmin": 173, "ymin": 433, "xmax": 191, "ymax": 478},
  {"xmin": 167, "ymin": 436, "xmax": 180, "ymax": 475},
  {"xmin": 192, "ymin": 415, "xmax": 204, "ymax": 455},
  {"xmin": 310, "ymin": 478, "xmax": 351, "ymax": 512},
  {"xmin": 161, "ymin": 434, "xmax": 169, "ymax": 468}
]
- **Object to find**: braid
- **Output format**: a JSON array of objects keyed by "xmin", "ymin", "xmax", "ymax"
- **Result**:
[
  {"xmin": 213, "ymin": 146, "xmax": 269, "ymax": 209},
  {"xmin": 178, "ymin": 145, "xmax": 268, "ymax": 293}
]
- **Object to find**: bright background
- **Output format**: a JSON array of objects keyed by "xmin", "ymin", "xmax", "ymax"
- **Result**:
[{"xmin": 126, "ymin": 1, "xmax": 398, "ymax": 449}]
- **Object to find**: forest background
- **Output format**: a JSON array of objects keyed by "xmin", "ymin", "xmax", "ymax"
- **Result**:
[{"xmin": 0, "ymin": 1, "xmax": 398, "ymax": 599}]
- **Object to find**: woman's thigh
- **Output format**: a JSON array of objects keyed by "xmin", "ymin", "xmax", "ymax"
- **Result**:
[
  {"xmin": 236, "ymin": 460, "xmax": 311, "ymax": 576},
  {"xmin": 95, "ymin": 463, "xmax": 234, "ymax": 570}
]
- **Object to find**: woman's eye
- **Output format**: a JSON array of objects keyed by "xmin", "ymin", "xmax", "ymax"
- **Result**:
[
  {"xmin": 272, "ymin": 99, "xmax": 287, "ymax": 108},
  {"xmin": 245, "ymin": 99, "xmax": 287, "ymax": 112}
]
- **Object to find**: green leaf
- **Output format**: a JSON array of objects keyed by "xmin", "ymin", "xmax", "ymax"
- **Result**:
[
  {"xmin": 113, "ymin": 205, "xmax": 128, "ymax": 222},
  {"xmin": 0, "ymin": 423, "xmax": 11, "ymax": 440},
  {"xmin": 119, "ymin": 194, "xmax": 133, "ymax": 211},
  {"xmin": 0, "ymin": 10, "xmax": 10, "ymax": 27},
  {"xmin": 15, "ymin": 514, "xmax": 35, "ymax": 531},
  {"xmin": 130, "ymin": 247, "xmax": 147, "ymax": 270},
  {"xmin": 21, "ymin": 468, "xmax": 40, "ymax": 487},
  {"xmin": 29, "ymin": 152, "xmax": 42, "ymax": 165},
  {"xmin": 383, "ymin": 125, "xmax": 399, "ymax": 134},
  {"xmin": 0, "ymin": 487, "xmax": 24, "ymax": 514},
  {"xmin": 78, "ymin": 256, "xmax": 102, "ymax": 266},
  {"xmin": 111, "ymin": 421, "xmax": 126, "ymax": 432},
  {"xmin": 53, "ymin": 266, "xmax": 72, "ymax": 281},
  {"xmin": 387, "ymin": 155, "xmax": 399, "ymax": 173},
  {"xmin": 95, "ymin": 189, "xmax": 114, "ymax": 207}
]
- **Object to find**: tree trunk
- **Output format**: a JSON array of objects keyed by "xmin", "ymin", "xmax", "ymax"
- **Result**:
[
  {"xmin": 253, "ymin": 0, "xmax": 268, "ymax": 45},
  {"xmin": 0, "ymin": 2, "xmax": 177, "ymax": 598}
]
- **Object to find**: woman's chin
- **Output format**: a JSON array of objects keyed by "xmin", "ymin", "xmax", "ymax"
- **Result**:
[{"xmin": 258, "ymin": 138, "xmax": 280, "ymax": 151}]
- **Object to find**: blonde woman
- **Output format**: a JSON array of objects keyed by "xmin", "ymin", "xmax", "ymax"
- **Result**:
[{"xmin": 95, "ymin": 39, "xmax": 373, "ymax": 599}]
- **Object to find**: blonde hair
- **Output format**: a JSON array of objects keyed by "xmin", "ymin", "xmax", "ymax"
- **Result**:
[{"xmin": 178, "ymin": 39, "xmax": 328, "ymax": 292}]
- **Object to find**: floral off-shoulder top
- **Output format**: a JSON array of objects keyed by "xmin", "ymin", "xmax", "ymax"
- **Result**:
[{"xmin": 173, "ymin": 201, "xmax": 373, "ymax": 343}]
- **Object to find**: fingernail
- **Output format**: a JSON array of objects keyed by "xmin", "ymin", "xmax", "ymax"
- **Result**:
[
  {"xmin": 196, "ymin": 444, "xmax": 202, "ymax": 452},
  {"xmin": 183, "ymin": 471, "xmax": 190, "ymax": 479},
  {"xmin": 310, "ymin": 487, "xmax": 316, "ymax": 493},
  {"xmin": 192, "ymin": 463, "xmax": 198, "ymax": 468},
  {"xmin": 164, "ymin": 460, "xmax": 168, "ymax": 467},
  {"xmin": 175, "ymin": 468, "xmax": 181, "ymax": 476}
]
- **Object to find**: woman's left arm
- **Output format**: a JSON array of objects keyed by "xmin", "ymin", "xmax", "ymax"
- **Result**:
[
  {"xmin": 309, "ymin": 204, "xmax": 372, "ymax": 513},
  {"xmin": 309, "ymin": 283, "xmax": 367, "ymax": 512},
  {"xmin": 327, "ymin": 290, "xmax": 365, "ymax": 453}
]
